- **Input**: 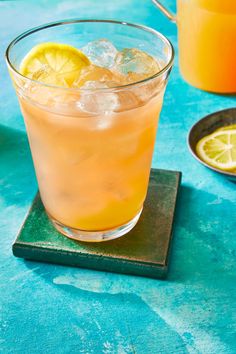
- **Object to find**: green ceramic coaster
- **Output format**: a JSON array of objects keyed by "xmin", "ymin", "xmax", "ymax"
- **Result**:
[{"xmin": 13, "ymin": 169, "xmax": 181, "ymax": 279}]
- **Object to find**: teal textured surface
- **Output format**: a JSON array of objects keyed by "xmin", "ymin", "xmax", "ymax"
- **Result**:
[{"xmin": 1, "ymin": 1, "xmax": 236, "ymax": 353}]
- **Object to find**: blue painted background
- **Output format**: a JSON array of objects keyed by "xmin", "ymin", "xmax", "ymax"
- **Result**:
[{"xmin": 0, "ymin": 1, "xmax": 236, "ymax": 353}]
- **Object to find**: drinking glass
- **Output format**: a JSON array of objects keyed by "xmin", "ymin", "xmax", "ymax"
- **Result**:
[{"xmin": 6, "ymin": 20, "xmax": 174, "ymax": 242}]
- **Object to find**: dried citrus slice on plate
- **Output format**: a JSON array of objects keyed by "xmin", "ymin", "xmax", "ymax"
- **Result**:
[
  {"xmin": 20, "ymin": 42, "xmax": 90, "ymax": 87},
  {"xmin": 196, "ymin": 129, "xmax": 236, "ymax": 171}
]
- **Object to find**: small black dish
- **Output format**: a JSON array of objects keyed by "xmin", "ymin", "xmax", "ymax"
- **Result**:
[{"xmin": 188, "ymin": 107, "xmax": 236, "ymax": 182}]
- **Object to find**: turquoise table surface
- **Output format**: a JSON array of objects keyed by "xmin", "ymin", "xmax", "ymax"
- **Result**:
[{"xmin": 0, "ymin": 1, "xmax": 236, "ymax": 353}]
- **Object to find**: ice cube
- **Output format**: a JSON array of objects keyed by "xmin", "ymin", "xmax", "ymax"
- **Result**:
[
  {"xmin": 114, "ymin": 48, "xmax": 160, "ymax": 78},
  {"xmin": 131, "ymin": 79, "xmax": 165, "ymax": 104},
  {"xmin": 81, "ymin": 39, "xmax": 118, "ymax": 68},
  {"xmin": 114, "ymin": 48, "xmax": 165, "ymax": 104},
  {"xmin": 115, "ymin": 91, "xmax": 141, "ymax": 112},
  {"xmin": 73, "ymin": 65, "xmax": 123, "ymax": 88},
  {"xmin": 78, "ymin": 81, "xmax": 119, "ymax": 117}
]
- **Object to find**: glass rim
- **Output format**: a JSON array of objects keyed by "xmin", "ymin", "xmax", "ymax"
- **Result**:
[{"xmin": 5, "ymin": 18, "xmax": 174, "ymax": 92}]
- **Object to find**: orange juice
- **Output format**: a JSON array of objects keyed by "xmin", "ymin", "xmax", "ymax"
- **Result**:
[
  {"xmin": 19, "ymin": 87, "xmax": 163, "ymax": 231},
  {"xmin": 177, "ymin": 0, "xmax": 236, "ymax": 92}
]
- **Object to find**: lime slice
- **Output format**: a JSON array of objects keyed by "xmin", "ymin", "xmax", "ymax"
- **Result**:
[
  {"xmin": 196, "ymin": 129, "xmax": 236, "ymax": 171},
  {"xmin": 20, "ymin": 42, "xmax": 90, "ymax": 87}
]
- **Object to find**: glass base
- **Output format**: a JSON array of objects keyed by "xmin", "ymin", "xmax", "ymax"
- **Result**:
[{"xmin": 49, "ymin": 208, "xmax": 143, "ymax": 242}]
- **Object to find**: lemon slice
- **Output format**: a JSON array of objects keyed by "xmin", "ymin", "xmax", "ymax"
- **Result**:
[
  {"xmin": 216, "ymin": 124, "xmax": 236, "ymax": 132},
  {"xmin": 196, "ymin": 129, "xmax": 236, "ymax": 171},
  {"xmin": 20, "ymin": 42, "xmax": 90, "ymax": 87}
]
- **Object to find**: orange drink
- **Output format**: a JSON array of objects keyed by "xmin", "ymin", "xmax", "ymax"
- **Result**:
[
  {"xmin": 6, "ymin": 20, "xmax": 174, "ymax": 241},
  {"xmin": 153, "ymin": 0, "xmax": 236, "ymax": 92},
  {"xmin": 177, "ymin": 0, "xmax": 236, "ymax": 93},
  {"xmin": 19, "ymin": 86, "xmax": 163, "ymax": 231}
]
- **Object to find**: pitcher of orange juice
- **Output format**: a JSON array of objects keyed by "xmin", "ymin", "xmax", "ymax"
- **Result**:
[{"xmin": 153, "ymin": 0, "xmax": 236, "ymax": 93}]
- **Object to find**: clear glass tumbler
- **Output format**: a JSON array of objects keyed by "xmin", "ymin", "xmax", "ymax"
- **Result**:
[{"xmin": 6, "ymin": 19, "xmax": 174, "ymax": 242}]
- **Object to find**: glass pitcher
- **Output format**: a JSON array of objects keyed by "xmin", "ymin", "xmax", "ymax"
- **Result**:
[{"xmin": 153, "ymin": 0, "xmax": 236, "ymax": 93}]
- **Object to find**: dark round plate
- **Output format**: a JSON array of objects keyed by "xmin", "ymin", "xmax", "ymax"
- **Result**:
[{"xmin": 188, "ymin": 107, "xmax": 236, "ymax": 182}]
